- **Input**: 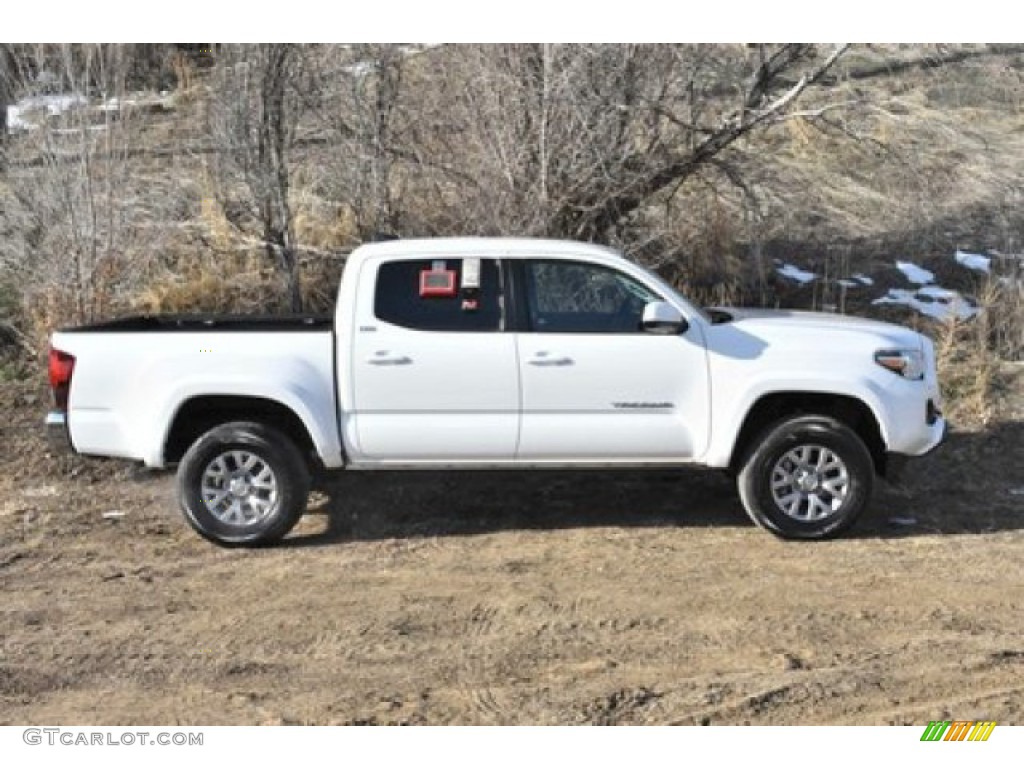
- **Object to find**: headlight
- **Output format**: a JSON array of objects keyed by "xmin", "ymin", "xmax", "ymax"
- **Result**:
[{"xmin": 874, "ymin": 348, "xmax": 925, "ymax": 380}]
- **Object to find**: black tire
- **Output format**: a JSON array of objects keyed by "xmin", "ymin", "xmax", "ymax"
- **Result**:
[
  {"xmin": 736, "ymin": 415, "xmax": 874, "ymax": 540},
  {"xmin": 176, "ymin": 421, "xmax": 310, "ymax": 546}
]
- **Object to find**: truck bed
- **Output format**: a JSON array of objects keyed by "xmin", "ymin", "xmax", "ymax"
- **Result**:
[
  {"xmin": 60, "ymin": 314, "xmax": 333, "ymax": 333},
  {"xmin": 49, "ymin": 315, "xmax": 342, "ymax": 468}
]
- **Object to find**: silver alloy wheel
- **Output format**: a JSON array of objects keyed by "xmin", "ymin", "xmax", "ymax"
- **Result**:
[
  {"xmin": 200, "ymin": 450, "xmax": 279, "ymax": 526},
  {"xmin": 769, "ymin": 443, "xmax": 850, "ymax": 522}
]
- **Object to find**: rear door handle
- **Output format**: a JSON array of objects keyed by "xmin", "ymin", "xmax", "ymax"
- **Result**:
[
  {"xmin": 528, "ymin": 356, "xmax": 573, "ymax": 367},
  {"xmin": 368, "ymin": 354, "xmax": 412, "ymax": 366}
]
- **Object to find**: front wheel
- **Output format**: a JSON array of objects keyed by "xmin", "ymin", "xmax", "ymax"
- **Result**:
[
  {"xmin": 737, "ymin": 415, "xmax": 874, "ymax": 540},
  {"xmin": 176, "ymin": 421, "xmax": 310, "ymax": 546}
]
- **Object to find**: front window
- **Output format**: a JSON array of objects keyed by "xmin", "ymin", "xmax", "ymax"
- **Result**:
[{"xmin": 524, "ymin": 260, "xmax": 662, "ymax": 333}]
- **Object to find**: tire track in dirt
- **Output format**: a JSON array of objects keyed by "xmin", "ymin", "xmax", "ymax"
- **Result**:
[
  {"xmin": 451, "ymin": 601, "xmax": 514, "ymax": 724},
  {"xmin": 658, "ymin": 640, "xmax": 1024, "ymax": 724}
]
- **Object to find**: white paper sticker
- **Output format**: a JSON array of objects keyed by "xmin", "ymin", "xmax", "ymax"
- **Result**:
[{"xmin": 462, "ymin": 257, "xmax": 481, "ymax": 289}]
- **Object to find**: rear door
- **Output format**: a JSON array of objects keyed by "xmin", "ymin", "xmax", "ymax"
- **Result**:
[
  {"xmin": 515, "ymin": 258, "xmax": 709, "ymax": 461},
  {"xmin": 351, "ymin": 256, "xmax": 519, "ymax": 461}
]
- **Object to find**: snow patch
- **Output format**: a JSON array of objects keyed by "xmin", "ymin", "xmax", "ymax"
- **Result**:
[
  {"xmin": 916, "ymin": 285, "xmax": 957, "ymax": 300},
  {"xmin": 6, "ymin": 92, "xmax": 88, "ymax": 134},
  {"xmin": 954, "ymin": 250, "xmax": 991, "ymax": 273},
  {"xmin": 341, "ymin": 45, "xmax": 446, "ymax": 79},
  {"xmin": 6, "ymin": 104, "xmax": 32, "ymax": 132},
  {"xmin": 872, "ymin": 287, "xmax": 979, "ymax": 321},
  {"xmin": 99, "ymin": 96, "xmax": 123, "ymax": 112},
  {"xmin": 895, "ymin": 261, "xmax": 935, "ymax": 285},
  {"xmin": 343, "ymin": 61, "xmax": 374, "ymax": 78},
  {"xmin": 37, "ymin": 93, "xmax": 88, "ymax": 116},
  {"xmin": 51, "ymin": 124, "xmax": 110, "ymax": 135},
  {"xmin": 777, "ymin": 263, "xmax": 817, "ymax": 284},
  {"xmin": 852, "ymin": 273, "xmax": 874, "ymax": 286},
  {"xmin": 837, "ymin": 279, "xmax": 859, "ymax": 288}
]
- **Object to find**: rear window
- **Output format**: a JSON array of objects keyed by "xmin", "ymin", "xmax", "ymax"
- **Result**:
[{"xmin": 374, "ymin": 258, "xmax": 502, "ymax": 332}]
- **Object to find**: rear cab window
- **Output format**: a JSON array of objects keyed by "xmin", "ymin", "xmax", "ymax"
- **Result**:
[{"xmin": 374, "ymin": 258, "xmax": 503, "ymax": 332}]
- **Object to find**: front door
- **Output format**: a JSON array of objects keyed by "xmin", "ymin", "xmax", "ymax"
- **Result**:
[
  {"xmin": 351, "ymin": 256, "xmax": 519, "ymax": 461},
  {"xmin": 515, "ymin": 259, "xmax": 709, "ymax": 462}
]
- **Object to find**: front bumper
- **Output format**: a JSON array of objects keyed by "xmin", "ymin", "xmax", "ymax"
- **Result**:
[
  {"xmin": 884, "ymin": 416, "xmax": 947, "ymax": 481},
  {"xmin": 45, "ymin": 411, "xmax": 74, "ymax": 453}
]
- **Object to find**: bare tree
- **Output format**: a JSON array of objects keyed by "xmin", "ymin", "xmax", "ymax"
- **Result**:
[
  {"xmin": 410, "ymin": 44, "xmax": 849, "ymax": 246},
  {"xmin": 295, "ymin": 44, "xmax": 421, "ymax": 242},
  {"xmin": 255, "ymin": 43, "xmax": 849, "ymax": 291},
  {"xmin": 340, "ymin": 45, "xmax": 406, "ymax": 238},
  {"xmin": 0, "ymin": 44, "xmax": 142, "ymax": 336},
  {"xmin": 569, "ymin": 44, "xmax": 849, "ymax": 242},
  {"xmin": 0, "ymin": 45, "xmax": 13, "ymax": 160},
  {"xmin": 209, "ymin": 44, "xmax": 305, "ymax": 311}
]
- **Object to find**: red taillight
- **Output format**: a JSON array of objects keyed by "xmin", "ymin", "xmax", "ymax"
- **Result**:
[{"xmin": 48, "ymin": 348, "xmax": 76, "ymax": 410}]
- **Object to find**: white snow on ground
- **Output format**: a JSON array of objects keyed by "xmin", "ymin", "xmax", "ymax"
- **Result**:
[
  {"xmin": 954, "ymin": 249, "xmax": 991, "ymax": 273},
  {"xmin": 6, "ymin": 93, "xmax": 88, "ymax": 134},
  {"xmin": 6, "ymin": 105, "xmax": 32, "ymax": 132},
  {"xmin": 837, "ymin": 279, "xmax": 859, "ymax": 287},
  {"xmin": 36, "ymin": 93, "xmax": 87, "ymax": 116},
  {"xmin": 853, "ymin": 273, "xmax": 874, "ymax": 285},
  {"xmin": 776, "ymin": 263, "xmax": 817, "ymax": 284},
  {"xmin": 343, "ymin": 46, "xmax": 439, "ymax": 79},
  {"xmin": 917, "ymin": 285, "xmax": 958, "ymax": 299},
  {"xmin": 873, "ymin": 287, "xmax": 979, "ymax": 321},
  {"xmin": 896, "ymin": 260, "xmax": 935, "ymax": 284},
  {"xmin": 343, "ymin": 61, "xmax": 374, "ymax": 77},
  {"xmin": 50, "ymin": 124, "xmax": 110, "ymax": 135}
]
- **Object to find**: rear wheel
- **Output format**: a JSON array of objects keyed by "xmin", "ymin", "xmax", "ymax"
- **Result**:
[
  {"xmin": 737, "ymin": 415, "xmax": 874, "ymax": 540},
  {"xmin": 176, "ymin": 421, "xmax": 310, "ymax": 546}
]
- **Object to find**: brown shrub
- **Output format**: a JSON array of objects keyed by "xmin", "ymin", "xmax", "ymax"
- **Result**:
[{"xmin": 933, "ymin": 274, "xmax": 1024, "ymax": 428}]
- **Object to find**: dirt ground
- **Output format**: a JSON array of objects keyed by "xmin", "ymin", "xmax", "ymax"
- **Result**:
[{"xmin": 1, "ymin": 367, "xmax": 1022, "ymax": 725}]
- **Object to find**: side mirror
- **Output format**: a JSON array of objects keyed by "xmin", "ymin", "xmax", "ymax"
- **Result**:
[{"xmin": 641, "ymin": 301, "xmax": 687, "ymax": 334}]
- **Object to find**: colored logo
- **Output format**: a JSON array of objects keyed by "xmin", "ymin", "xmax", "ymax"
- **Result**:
[{"xmin": 920, "ymin": 720, "xmax": 996, "ymax": 741}]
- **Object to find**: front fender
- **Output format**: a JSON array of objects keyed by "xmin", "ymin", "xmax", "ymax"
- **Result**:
[{"xmin": 703, "ymin": 374, "xmax": 893, "ymax": 468}]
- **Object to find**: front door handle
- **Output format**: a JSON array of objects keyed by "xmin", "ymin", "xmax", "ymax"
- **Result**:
[
  {"xmin": 528, "ymin": 356, "xmax": 573, "ymax": 367},
  {"xmin": 368, "ymin": 354, "xmax": 412, "ymax": 366}
]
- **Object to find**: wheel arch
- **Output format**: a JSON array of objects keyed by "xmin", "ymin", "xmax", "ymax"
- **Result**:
[
  {"xmin": 728, "ymin": 392, "xmax": 888, "ymax": 476},
  {"xmin": 163, "ymin": 395, "xmax": 319, "ymax": 468}
]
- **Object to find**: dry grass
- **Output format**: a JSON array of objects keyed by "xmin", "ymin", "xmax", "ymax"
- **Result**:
[
  {"xmin": 986, "ymin": 266, "xmax": 1024, "ymax": 362},
  {"xmin": 747, "ymin": 53, "xmax": 1024, "ymax": 253},
  {"xmin": 291, "ymin": 188, "xmax": 361, "ymax": 253},
  {"xmin": 936, "ymin": 319, "xmax": 997, "ymax": 429},
  {"xmin": 933, "ymin": 275, "xmax": 1024, "ymax": 428},
  {"xmin": 131, "ymin": 270, "xmax": 284, "ymax": 316}
]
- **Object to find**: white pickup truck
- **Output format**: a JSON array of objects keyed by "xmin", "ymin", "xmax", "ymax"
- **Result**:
[{"xmin": 46, "ymin": 238, "xmax": 945, "ymax": 545}]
